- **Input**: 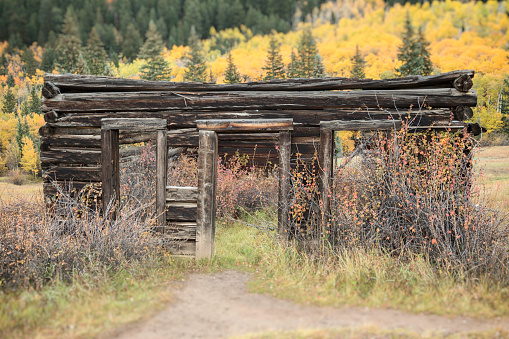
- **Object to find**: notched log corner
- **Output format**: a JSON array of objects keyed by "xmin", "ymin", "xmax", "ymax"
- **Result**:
[
  {"xmin": 453, "ymin": 106, "xmax": 474, "ymax": 121},
  {"xmin": 453, "ymin": 74, "xmax": 473, "ymax": 92},
  {"xmin": 42, "ymin": 82, "xmax": 60, "ymax": 99}
]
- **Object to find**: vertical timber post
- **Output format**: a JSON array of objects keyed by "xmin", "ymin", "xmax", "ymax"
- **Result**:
[
  {"xmin": 278, "ymin": 130, "xmax": 291, "ymax": 239},
  {"xmin": 196, "ymin": 130, "xmax": 218, "ymax": 259},
  {"xmin": 319, "ymin": 127, "xmax": 334, "ymax": 229},
  {"xmin": 101, "ymin": 129, "xmax": 120, "ymax": 219},
  {"xmin": 156, "ymin": 128, "xmax": 168, "ymax": 233}
]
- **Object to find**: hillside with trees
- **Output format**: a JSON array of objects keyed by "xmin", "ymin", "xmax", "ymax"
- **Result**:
[{"xmin": 1, "ymin": 0, "xmax": 509, "ymax": 176}]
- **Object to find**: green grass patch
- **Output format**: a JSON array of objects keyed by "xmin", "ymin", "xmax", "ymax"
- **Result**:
[{"xmin": 248, "ymin": 237, "xmax": 509, "ymax": 318}]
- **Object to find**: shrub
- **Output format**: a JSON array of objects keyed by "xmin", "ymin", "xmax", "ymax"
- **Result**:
[
  {"xmin": 479, "ymin": 131, "xmax": 509, "ymax": 147},
  {"xmin": 0, "ymin": 157, "xmax": 7, "ymax": 176},
  {"xmin": 216, "ymin": 153, "xmax": 278, "ymax": 218},
  {"xmin": 0, "ymin": 184, "xmax": 162, "ymax": 290},
  {"xmin": 7, "ymin": 169, "xmax": 25, "ymax": 185},
  {"xmin": 289, "ymin": 127, "xmax": 509, "ymax": 282}
]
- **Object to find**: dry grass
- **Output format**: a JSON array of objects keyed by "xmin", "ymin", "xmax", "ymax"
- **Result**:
[
  {"xmin": 474, "ymin": 146, "xmax": 509, "ymax": 212},
  {"xmin": 0, "ymin": 176, "xmax": 43, "ymax": 201}
]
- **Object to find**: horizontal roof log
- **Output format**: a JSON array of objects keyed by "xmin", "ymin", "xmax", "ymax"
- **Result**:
[
  {"xmin": 196, "ymin": 118, "xmax": 293, "ymax": 132},
  {"xmin": 45, "ymin": 108, "xmax": 461, "ymax": 127},
  {"xmin": 43, "ymin": 70, "xmax": 474, "ymax": 96},
  {"xmin": 42, "ymin": 88, "xmax": 477, "ymax": 113}
]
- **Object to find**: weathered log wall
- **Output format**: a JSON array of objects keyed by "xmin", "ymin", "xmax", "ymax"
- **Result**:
[{"xmin": 40, "ymin": 70, "xmax": 478, "ymax": 202}]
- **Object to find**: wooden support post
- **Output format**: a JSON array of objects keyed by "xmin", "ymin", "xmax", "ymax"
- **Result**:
[
  {"xmin": 101, "ymin": 129, "xmax": 119, "ymax": 218},
  {"xmin": 156, "ymin": 129, "xmax": 168, "ymax": 232},
  {"xmin": 196, "ymin": 130, "xmax": 218, "ymax": 259},
  {"xmin": 319, "ymin": 128, "xmax": 334, "ymax": 230},
  {"xmin": 278, "ymin": 131, "xmax": 291, "ymax": 238}
]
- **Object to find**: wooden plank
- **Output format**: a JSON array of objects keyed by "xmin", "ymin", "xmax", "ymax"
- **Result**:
[
  {"xmin": 196, "ymin": 130, "xmax": 218, "ymax": 259},
  {"xmin": 101, "ymin": 118, "xmax": 167, "ymax": 131},
  {"xmin": 43, "ymin": 166, "xmax": 102, "ymax": 181},
  {"xmin": 278, "ymin": 131, "xmax": 291, "ymax": 239},
  {"xmin": 166, "ymin": 202, "xmax": 198, "ymax": 221},
  {"xmin": 164, "ymin": 222, "xmax": 197, "ymax": 240},
  {"xmin": 44, "ymin": 70, "xmax": 474, "ymax": 93},
  {"xmin": 42, "ymin": 88, "xmax": 478, "ymax": 113},
  {"xmin": 320, "ymin": 120, "xmax": 403, "ymax": 131},
  {"xmin": 163, "ymin": 239, "xmax": 196, "ymax": 256},
  {"xmin": 196, "ymin": 118, "xmax": 293, "ymax": 132},
  {"xmin": 101, "ymin": 129, "xmax": 120, "ymax": 217},
  {"xmin": 166, "ymin": 186, "xmax": 199, "ymax": 202},
  {"xmin": 156, "ymin": 129, "xmax": 168, "ymax": 232},
  {"xmin": 319, "ymin": 128, "xmax": 334, "ymax": 230}
]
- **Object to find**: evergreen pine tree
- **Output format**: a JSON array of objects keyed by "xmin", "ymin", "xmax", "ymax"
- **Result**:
[
  {"xmin": 21, "ymin": 47, "xmax": 38, "ymax": 77},
  {"xmin": 415, "ymin": 27, "xmax": 433, "ymax": 76},
  {"xmin": 40, "ymin": 48, "xmax": 57, "ymax": 73},
  {"xmin": 123, "ymin": 23, "xmax": 143, "ymax": 61},
  {"xmin": 0, "ymin": 54, "xmax": 8, "ymax": 76},
  {"xmin": 224, "ymin": 52, "xmax": 241, "ymax": 84},
  {"xmin": 77, "ymin": 52, "xmax": 90, "ymax": 74},
  {"xmin": 296, "ymin": 27, "xmax": 324, "ymax": 78},
  {"xmin": 313, "ymin": 54, "xmax": 326, "ymax": 78},
  {"xmin": 1, "ymin": 87, "xmax": 16, "ymax": 115},
  {"xmin": 20, "ymin": 99, "xmax": 31, "ymax": 118},
  {"xmin": 396, "ymin": 13, "xmax": 433, "ymax": 77},
  {"xmin": 84, "ymin": 27, "xmax": 108, "ymax": 75},
  {"xmin": 286, "ymin": 49, "xmax": 302, "ymax": 78},
  {"xmin": 138, "ymin": 21, "xmax": 164, "ymax": 60},
  {"xmin": 351, "ymin": 45, "xmax": 366, "ymax": 79},
  {"xmin": 56, "ymin": 8, "xmax": 83, "ymax": 73},
  {"xmin": 208, "ymin": 69, "xmax": 216, "ymax": 83},
  {"xmin": 30, "ymin": 86, "xmax": 42, "ymax": 115},
  {"xmin": 183, "ymin": 28, "xmax": 208, "ymax": 82},
  {"xmin": 138, "ymin": 21, "xmax": 172, "ymax": 81},
  {"xmin": 500, "ymin": 77, "xmax": 509, "ymax": 136},
  {"xmin": 15, "ymin": 117, "xmax": 31, "ymax": 154},
  {"xmin": 262, "ymin": 35, "xmax": 286, "ymax": 81},
  {"xmin": 6, "ymin": 74, "xmax": 15, "ymax": 87}
]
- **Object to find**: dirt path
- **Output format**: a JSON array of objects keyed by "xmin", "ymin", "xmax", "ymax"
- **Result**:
[{"xmin": 106, "ymin": 270, "xmax": 508, "ymax": 339}]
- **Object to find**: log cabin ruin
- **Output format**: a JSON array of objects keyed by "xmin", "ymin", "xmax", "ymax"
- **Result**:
[{"xmin": 40, "ymin": 70, "xmax": 479, "ymax": 258}]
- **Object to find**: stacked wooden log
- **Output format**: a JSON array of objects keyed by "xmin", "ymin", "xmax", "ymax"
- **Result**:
[{"xmin": 40, "ymin": 70, "xmax": 477, "ymax": 200}]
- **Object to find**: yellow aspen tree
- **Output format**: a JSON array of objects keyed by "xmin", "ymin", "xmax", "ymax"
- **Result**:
[{"xmin": 20, "ymin": 136, "xmax": 39, "ymax": 177}]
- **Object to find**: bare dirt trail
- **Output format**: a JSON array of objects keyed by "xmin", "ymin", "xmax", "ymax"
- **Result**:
[{"xmin": 105, "ymin": 270, "xmax": 509, "ymax": 339}]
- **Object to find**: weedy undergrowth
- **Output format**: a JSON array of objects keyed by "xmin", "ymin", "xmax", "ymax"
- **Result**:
[{"xmin": 287, "ymin": 126, "xmax": 509, "ymax": 283}]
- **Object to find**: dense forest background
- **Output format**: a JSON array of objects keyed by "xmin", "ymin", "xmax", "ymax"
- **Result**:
[
  {"xmin": 1, "ymin": 0, "xmax": 508, "ymax": 177},
  {"xmin": 1, "ymin": 0, "xmax": 427, "ymax": 53}
]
